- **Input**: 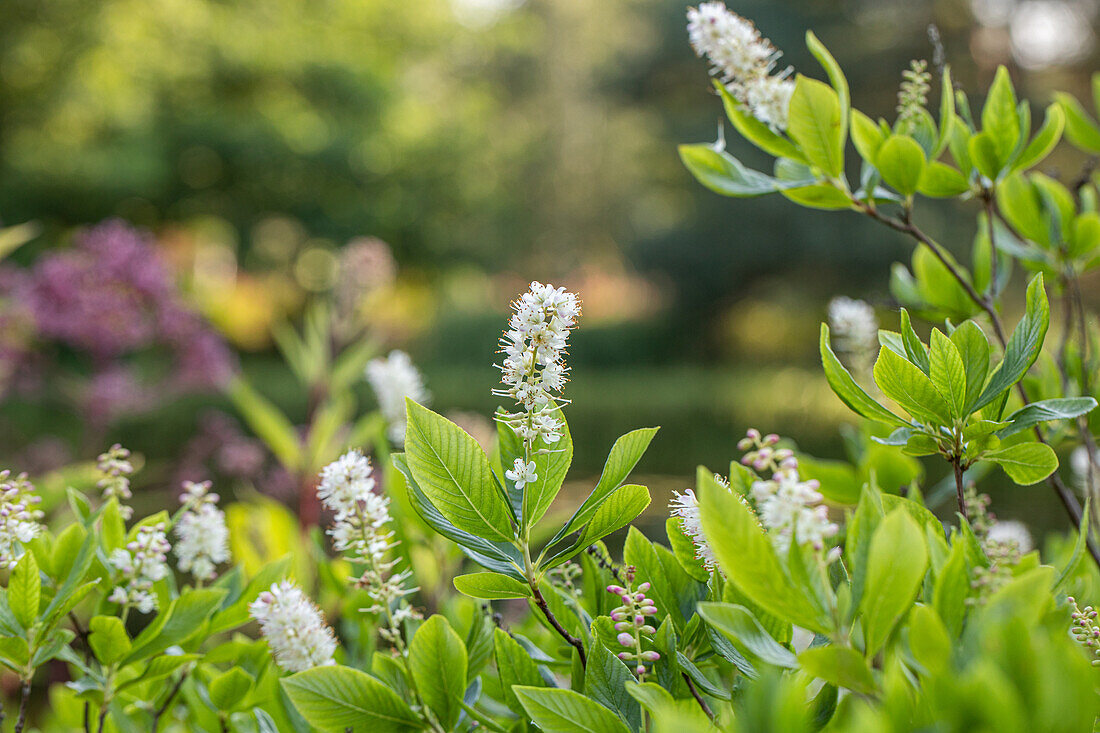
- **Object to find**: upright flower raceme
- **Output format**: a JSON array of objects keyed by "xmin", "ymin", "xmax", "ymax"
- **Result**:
[
  {"xmin": 669, "ymin": 483, "xmax": 720, "ymax": 572},
  {"xmin": 249, "ymin": 580, "xmax": 337, "ymax": 672},
  {"xmin": 1068, "ymin": 596, "xmax": 1100, "ymax": 666},
  {"xmin": 687, "ymin": 2, "xmax": 795, "ymax": 129},
  {"xmin": 173, "ymin": 480, "xmax": 231, "ymax": 581},
  {"xmin": 494, "ymin": 282, "xmax": 580, "ymax": 467},
  {"xmin": 108, "ymin": 523, "xmax": 171, "ymax": 614},
  {"xmin": 0, "ymin": 471, "xmax": 42, "ymax": 568},
  {"xmin": 741, "ymin": 430, "xmax": 839, "ymax": 558},
  {"xmin": 317, "ymin": 450, "xmax": 419, "ymax": 644},
  {"xmin": 97, "ymin": 443, "xmax": 135, "ymax": 520},
  {"xmin": 366, "ymin": 350, "xmax": 429, "ymax": 444},
  {"xmin": 607, "ymin": 567, "xmax": 661, "ymax": 678}
]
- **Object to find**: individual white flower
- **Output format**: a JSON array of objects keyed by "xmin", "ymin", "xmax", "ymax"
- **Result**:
[
  {"xmin": 751, "ymin": 468, "xmax": 838, "ymax": 553},
  {"xmin": 174, "ymin": 480, "xmax": 230, "ymax": 581},
  {"xmin": 986, "ymin": 520, "xmax": 1033, "ymax": 555},
  {"xmin": 505, "ymin": 458, "xmax": 538, "ymax": 490},
  {"xmin": 494, "ymin": 282, "xmax": 581, "ymax": 452},
  {"xmin": 316, "ymin": 452, "xmax": 419, "ymax": 643},
  {"xmin": 0, "ymin": 471, "xmax": 43, "ymax": 569},
  {"xmin": 249, "ymin": 580, "xmax": 337, "ymax": 672},
  {"xmin": 97, "ymin": 444, "xmax": 135, "ymax": 520},
  {"xmin": 828, "ymin": 297, "xmax": 878, "ymax": 356},
  {"xmin": 365, "ymin": 350, "xmax": 430, "ymax": 444},
  {"xmin": 109, "ymin": 523, "xmax": 171, "ymax": 614},
  {"xmin": 686, "ymin": 2, "xmax": 794, "ymax": 129}
]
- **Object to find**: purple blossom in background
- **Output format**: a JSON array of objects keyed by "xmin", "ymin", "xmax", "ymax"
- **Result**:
[{"xmin": 0, "ymin": 219, "xmax": 236, "ymax": 425}]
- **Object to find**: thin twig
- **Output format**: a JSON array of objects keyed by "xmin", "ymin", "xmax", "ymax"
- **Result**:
[
  {"xmin": 853, "ymin": 199, "xmax": 1100, "ymax": 568},
  {"xmin": 150, "ymin": 672, "xmax": 188, "ymax": 733},
  {"xmin": 530, "ymin": 584, "xmax": 586, "ymax": 667},
  {"xmin": 13, "ymin": 680, "xmax": 30, "ymax": 733},
  {"xmin": 681, "ymin": 672, "xmax": 717, "ymax": 724},
  {"xmin": 952, "ymin": 460, "xmax": 969, "ymax": 521}
]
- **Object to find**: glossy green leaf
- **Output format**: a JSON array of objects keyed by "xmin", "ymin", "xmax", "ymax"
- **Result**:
[
  {"xmin": 998, "ymin": 397, "xmax": 1098, "ymax": 438},
  {"xmin": 282, "ymin": 665, "xmax": 420, "ymax": 732},
  {"xmin": 949, "ymin": 321, "xmax": 991, "ymax": 413},
  {"xmin": 9, "ymin": 551, "xmax": 39, "ymax": 630},
  {"xmin": 580, "ymin": 484, "xmax": 650, "ymax": 545},
  {"xmin": 409, "ymin": 615, "xmax": 467, "ymax": 730},
  {"xmin": 873, "ymin": 346, "xmax": 953, "ymax": 424},
  {"xmin": 798, "ymin": 646, "xmax": 876, "ymax": 695},
  {"xmin": 876, "ymin": 135, "xmax": 926, "ymax": 196},
  {"xmin": 1055, "ymin": 92, "xmax": 1100, "ymax": 153},
  {"xmin": 928, "ymin": 329, "xmax": 967, "ymax": 419},
  {"xmin": 918, "ymin": 162, "xmax": 970, "ymax": 197},
  {"xmin": 982, "ymin": 66, "xmax": 1021, "ymax": 167},
  {"xmin": 513, "ymin": 686, "xmax": 631, "ymax": 733},
  {"xmin": 984, "ymin": 442, "xmax": 1058, "ymax": 485},
  {"xmin": 586, "ymin": 643, "xmax": 642, "ymax": 730},
  {"xmin": 859, "ymin": 508, "xmax": 928, "ymax": 654},
  {"xmin": 715, "ymin": 82, "xmax": 804, "ymax": 161},
  {"xmin": 453, "ymin": 573, "xmax": 532, "ymax": 600},
  {"xmin": 494, "ymin": 628, "xmax": 545, "ymax": 715},
  {"xmin": 209, "ymin": 667, "xmax": 254, "ymax": 712},
  {"xmin": 788, "ymin": 75, "xmax": 845, "ymax": 177},
  {"xmin": 404, "ymin": 399, "xmax": 514, "ymax": 542},
  {"xmin": 89, "ymin": 615, "xmax": 130, "ymax": 666},
  {"xmin": 974, "ymin": 274, "xmax": 1049, "ymax": 411},
  {"xmin": 678, "ymin": 145, "xmax": 789, "ymax": 197},
  {"xmin": 850, "ymin": 109, "xmax": 885, "ymax": 163},
  {"xmin": 696, "ymin": 602, "xmax": 797, "ymax": 668},
  {"xmin": 1014, "ymin": 103, "xmax": 1064, "ymax": 171}
]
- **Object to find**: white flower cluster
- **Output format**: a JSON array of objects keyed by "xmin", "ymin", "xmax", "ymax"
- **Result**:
[
  {"xmin": 317, "ymin": 451, "xmax": 418, "ymax": 642},
  {"xmin": 687, "ymin": 2, "xmax": 795, "ymax": 129},
  {"xmin": 97, "ymin": 444, "xmax": 135, "ymax": 520},
  {"xmin": 669, "ymin": 487, "xmax": 718, "ymax": 571},
  {"xmin": 365, "ymin": 350, "xmax": 430, "ymax": 444},
  {"xmin": 108, "ymin": 523, "xmax": 171, "ymax": 614},
  {"xmin": 0, "ymin": 471, "xmax": 43, "ymax": 569},
  {"xmin": 828, "ymin": 297, "xmax": 879, "ymax": 360},
  {"xmin": 249, "ymin": 580, "xmax": 337, "ymax": 672},
  {"xmin": 742, "ymin": 429, "xmax": 838, "ymax": 556},
  {"xmin": 174, "ymin": 480, "xmax": 231, "ymax": 581},
  {"xmin": 985, "ymin": 520, "xmax": 1033, "ymax": 555},
  {"xmin": 494, "ymin": 282, "xmax": 580, "ymax": 451}
]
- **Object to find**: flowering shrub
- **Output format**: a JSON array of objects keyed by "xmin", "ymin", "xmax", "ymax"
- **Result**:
[{"xmin": 4, "ymin": 4, "xmax": 1100, "ymax": 732}]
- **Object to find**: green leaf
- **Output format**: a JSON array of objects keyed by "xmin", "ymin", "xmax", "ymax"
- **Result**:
[
  {"xmin": 9, "ymin": 551, "xmax": 40, "ymax": 629},
  {"xmin": 949, "ymin": 321, "xmax": 991, "ymax": 413},
  {"xmin": 933, "ymin": 67, "xmax": 956, "ymax": 158},
  {"xmin": 404, "ymin": 400, "xmax": 514, "ymax": 542},
  {"xmin": 984, "ymin": 442, "xmax": 1058, "ymax": 485},
  {"xmin": 586, "ymin": 643, "xmax": 642, "ymax": 730},
  {"xmin": 982, "ymin": 66, "xmax": 1021, "ymax": 168},
  {"xmin": 788, "ymin": 75, "xmax": 845, "ymax": 177},
  {"xmin": 513, "ymin": 686, "xmax": 631, "ymax": 733},
  {"xmin": 806, "ymin": 31, "xmax": 850, "ymax": 140},
  {"xmin": 1014, "ymin": 103, "xmax": 1064, "ymax": 171},
  {"xmin": 493, "ymin": 628, "xmax": 545, "ymax": 715},
  {"xmin": 873, "ymin": 347, "xmax": 953, "ymax": 424},
  {"xmin": 974, "ymin": 274, "xmax": 1050, "ymax": 411},
  {"xmin": 678, "ymin": 145, "xmax": 789, "ymax": 197},
  {"xmin": 1055, "ymin": 92, "xmax": 1100, "ymax": 153},
  {"xmin": 409, "ymin": 615, "xmax": 467, "ymax": 730},
  {"xmin": 209, "ymin": 667, "xmax": 254, "ymax": 712},
  {"xmin": 666, "ymin": 517, "xmax": 709, "ymax": 582},
  {"xmin": 850, "ymin": 109, "xmax": 885, "ymax": 163},
  {"xmin": 282, "ymin": 665, "xmax": 420, "ymax": 732},
  {"xmin": 968, "ymin": 132, "xmax": 1002, "ymax": 180},
  {"xmin": 622, "ymin": 527, "xmax": 705, "ymax": 635},
  {"xmin": 393, "ymin": 454, "xmax": 524, "ymax": 579},
  {"xmin": 715, "ymin": 82, "xmax": 804, "ymax": 161},
  {"xmin": 820, "ymin": 324, "xmax": 907, "ymax": 426},
  {"xmin": 698, "ymin": 473, "xmax": 830, "ymax": 633},
  {"xmin": 928, "ymin": 329, "xmax": 967, "ymax": 419},
  {"xmin": 907, "ymin": 605, "xmax": 952, "ymax": 674},
  {"xmin": 933, "ymin": 539, "xmax": 970, "ymax": 636},
  {"xmin": 876, "ymin": 135, "xmax": 926, "ymax": 196},
  {"xmin": 918, "ymin": 162, "xmax": 970, "ymax": 198},
  {"xmin": 580, "ymin": 484, "xmax": 650, "ymax": 545},
  {"xmin": 696, "ymin": 603, "xmax": 797, "ymax": 668},
  {"xmin": 859, "ymin": 509, "xmax": 928, "ymax": 655},
  {"xmin": 1054, "ymin": 500, "xmax": 1090, "ymax": 594},
  {"xmin": 453, "ymin": 573, "xmax": 532, "ymax": 600},
  {"xmin": 780, "ymin": 182, "xmax": 853, "ymax": 209},
  {"xmin": 553, "ymin": 427, "xmax": 658, "ymax": 543},
  {"xmin": 227, "ymin": 377, "xmax": 302, "ymax": 471},
  {"xmin": 798, "ymin": 646, "xmax": 876, "ymax": 695},
  {"xmin": 998, "ymin": 397, "xmax": 1098, "ymax": 438},
  {"xmin": 89, "ymin": 615, "xmax": 131, "ymax": 666},
  {"xmin": 898, "ymin": 309, "xmax": 930, "ymax": 374}
]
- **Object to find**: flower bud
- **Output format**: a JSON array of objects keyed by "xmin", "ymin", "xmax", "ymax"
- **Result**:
[
  {"xmin": 617, "ymin": 632, "xmax": 634, "ymax": 647},
  {"xmin": 640, "ymin": 651, "xmax": 660, "ymax": 662}
]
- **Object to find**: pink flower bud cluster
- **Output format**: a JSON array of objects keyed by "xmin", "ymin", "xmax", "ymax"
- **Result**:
[
  {"xmin": 1069, "ymin": 596, "xmax": 1100, "ymax": 666},
  {"xmin": 606, "ymin": 569, "xmax": 661, "ymax": 677}
]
